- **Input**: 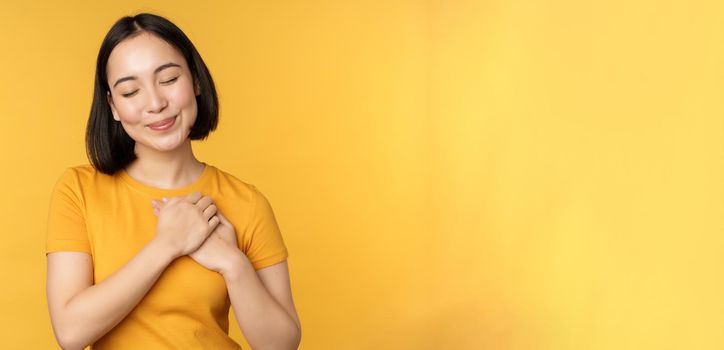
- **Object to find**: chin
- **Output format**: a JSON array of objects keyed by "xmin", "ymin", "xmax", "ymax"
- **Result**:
[
  {"xmin": 155, "ymin": 140, "xmax": 185, "ymax": 151},
  {"xmin": 143, "ymin": 136, "xmax": 185, "ymax": 152}
]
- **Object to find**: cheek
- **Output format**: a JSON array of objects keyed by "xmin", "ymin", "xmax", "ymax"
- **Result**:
[
  {"xmin": 114, "ymin": 96, "xmax": 143, "ymax": 124},
  {"xmin": 114, "ymin": 100, "xmax": 144, "ymax": 124},
  {"xmin": 170, "ymin": 83, "xmax": 198, "ymax": 124},
  {"xmin": 170, "ymin": 83, "xmax": 198, "ymax": 108}
]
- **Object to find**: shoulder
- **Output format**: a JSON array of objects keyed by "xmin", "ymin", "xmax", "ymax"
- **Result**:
[
  {"xmin": 209, "ymin": 165, "xmax": 265, "ymax": 201},
  {"xmin": 206, "ymin": 166, "xmax": 281, "ymax": 223},
  {"xmin": 57, "ymin": 164, "xmax": 112, "ymax": 181},
  {"xmin": 52, "ymin": 164, "xmax": 115, "ymax": 195}
]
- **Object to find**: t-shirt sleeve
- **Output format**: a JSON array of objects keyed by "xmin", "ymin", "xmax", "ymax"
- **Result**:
[
  {"xmin": 45, "ymin": 168, "xmax": 91, "ymax": 255},
  {"xmin": 242, "ymin": 186, "xmax": 289, "ymax": 270}
]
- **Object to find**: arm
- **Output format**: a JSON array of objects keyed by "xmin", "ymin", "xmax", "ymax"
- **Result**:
[
  {"xmin": 46, "ymin": 192, "xmax": 219, "ymax": 350},
  {"xmin": 156, "ymin": 191, "xmax": 301, "ymax": 349},
  {"xmin": 222, "ymin": 254, "xmax": 301, "ymax": 350},
  {"xmin": 46, "ymin": 239, "xmax": 176, "ymax": 350}
]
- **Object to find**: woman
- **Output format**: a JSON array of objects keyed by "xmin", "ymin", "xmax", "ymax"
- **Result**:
[{"xmin": 45, "ymin": 13, "xmax": 301, "ymax": 350}]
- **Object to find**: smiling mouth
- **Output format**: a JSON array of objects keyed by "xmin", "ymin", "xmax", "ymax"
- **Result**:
[
  {"xmin": 147, "ymin": 115, "xmax": 178, "ymax": 130},
  {"xmin": 146, "ymin": 114, "xmax": 178, "ymax": 127}
]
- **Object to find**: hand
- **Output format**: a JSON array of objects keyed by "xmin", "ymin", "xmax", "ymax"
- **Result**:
[
  {"xmin": 190, "ymin": 211, "xmax": 243, "ymax": 275},
  {"xmin": 152, "ymin": 198, "xmax": 243, "ymax": 275},
  {"xmin": 151, "ymin": 192, "xmax": 220, "ymax": 259}
]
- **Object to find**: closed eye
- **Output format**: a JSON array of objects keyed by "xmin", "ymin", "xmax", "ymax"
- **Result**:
[
  {"xmin": 162, "ymin": 77, "xmax": 179, "ymax": 84},
  {"xmin": 120, "ymin": 77, "xmax": 179, "ymax": 98}
]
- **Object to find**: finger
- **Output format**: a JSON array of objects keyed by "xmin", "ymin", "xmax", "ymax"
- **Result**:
[
  {"xmin": 195, "ymin": 195, "xmax": 214, "ymax": 210},
  {"xmin": 208, "ymin": 215, "xmax": 220, "ymax": 228},
  {"xmin": 165, "ymin": 196, "xmax": 183, "ymax": 205},
  {"xmin": 216, "ymin": 211, "xmax": 230, "ymax": 225},
  {"xmin": 152, "ymin": 199, "xmax": 170, "ymax": 213},
  {"xmin": 153, "ymin": 208, "xmax": 160, "ymax": 217},
  {"xmin": 202, "ymin": 204, "xmax": 218, "ymax": 221},
  {"xmin": 183, "ymin": 191, "xmax": 203, "ymax": 204}
]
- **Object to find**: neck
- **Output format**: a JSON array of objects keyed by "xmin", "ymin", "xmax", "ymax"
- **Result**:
[{"xmin": 125, "ymin": 138, "xmax": 205, "ymax": 189}]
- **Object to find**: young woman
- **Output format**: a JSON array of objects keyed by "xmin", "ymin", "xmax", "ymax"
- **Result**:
[{"xmin": 45, "ymin": 13, "xmax": 301, "ymax": 350}]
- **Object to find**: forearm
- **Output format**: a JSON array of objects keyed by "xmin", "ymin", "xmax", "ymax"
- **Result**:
[
  {"xmin": 224, "ymin": 254, "xmax": 301, "ymax": 350},
  {"xmin": 56, "ymin": 239, "xmax": 176, "ymax": 350}
]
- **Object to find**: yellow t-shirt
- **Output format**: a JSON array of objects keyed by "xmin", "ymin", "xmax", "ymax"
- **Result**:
[{"xmin": 45, "ymin": 162, "xmax": 289, "ymax": 349}]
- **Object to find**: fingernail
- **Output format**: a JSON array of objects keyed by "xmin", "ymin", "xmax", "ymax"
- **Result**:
[{"xmin": 162, "ymin": 197, "xmax": 168, "ymax": 202}]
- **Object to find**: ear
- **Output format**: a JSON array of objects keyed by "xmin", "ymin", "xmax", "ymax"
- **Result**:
[
  {"xmin": 107, "ymin": 91, "xmax": 120, "ymax": 121},
  {"xmin": 194, "ymin": 78, "xmax": 201, "ymax": 97}
]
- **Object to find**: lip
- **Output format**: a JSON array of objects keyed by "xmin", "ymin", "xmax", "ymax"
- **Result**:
[{"xmin": 147, "ymin": 115, "xmax": 177, "ymax": 130}]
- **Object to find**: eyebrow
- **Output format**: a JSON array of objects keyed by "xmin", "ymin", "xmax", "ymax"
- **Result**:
[{"xmin": 112, "ymin": 62, "xmax": 182, "ymax": 88}]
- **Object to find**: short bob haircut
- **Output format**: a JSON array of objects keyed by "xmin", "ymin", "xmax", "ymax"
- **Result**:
[{"xmin": 86, "ymin": 13, "xmax": 218, "ymax": 175}]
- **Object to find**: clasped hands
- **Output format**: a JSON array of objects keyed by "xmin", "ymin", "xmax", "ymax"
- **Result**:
[{"xmin": 150, "ymin": 192, "xmax": 244, "ymax": 276}]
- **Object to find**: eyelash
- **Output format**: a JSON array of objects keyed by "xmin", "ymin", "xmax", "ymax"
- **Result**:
[{"xmin": 122, "ymin": 77, "xmax": 179, "ymax": 98}]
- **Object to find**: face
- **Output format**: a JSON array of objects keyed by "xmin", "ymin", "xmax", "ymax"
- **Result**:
[{"xmin": 106, "ymin": 32, "xmax": 200, "ymax": 152}]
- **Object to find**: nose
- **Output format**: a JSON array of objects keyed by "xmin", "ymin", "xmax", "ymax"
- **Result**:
[{"xmin": 145, "ymin": 86, "xmax": 168, "ymax": 114}]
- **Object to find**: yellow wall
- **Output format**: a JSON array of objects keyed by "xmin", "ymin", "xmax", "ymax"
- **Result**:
[{"xmin": 1, "ymin": 1, "xmax": 723, "ymax": 349}]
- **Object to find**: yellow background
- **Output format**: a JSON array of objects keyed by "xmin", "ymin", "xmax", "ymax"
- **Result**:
[{"xmin": 1, "ymin": 0, "xmax": 723, "ymax": 349}]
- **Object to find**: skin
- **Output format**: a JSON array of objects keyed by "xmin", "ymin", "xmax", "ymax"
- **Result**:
[
  {"xmin": 153, "ymin": 197, "xmax": 239, "ymax": 274},
  {"xmin": 46, "ymin": 31, "xmax": 301, "ymax": 350},
  {"xmin": 107, "ymin": 31, "xmax": 205, "ymax": 188}
]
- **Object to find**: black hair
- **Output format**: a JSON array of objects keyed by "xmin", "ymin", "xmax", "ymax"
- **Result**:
[{"xmin": 86, "ymin": 13, "xmax": 218, "ymax": 175}]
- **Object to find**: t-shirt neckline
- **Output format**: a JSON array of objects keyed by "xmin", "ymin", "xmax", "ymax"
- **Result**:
[{"xmin": 119, "ymin": 162, "xmax": 214, "ymax": 198}]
